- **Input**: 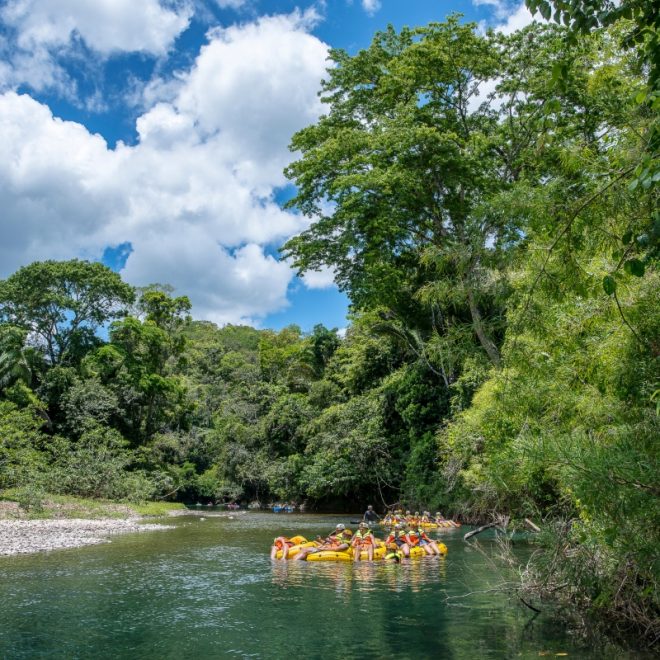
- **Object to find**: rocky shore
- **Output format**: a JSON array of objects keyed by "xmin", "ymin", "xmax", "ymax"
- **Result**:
[{"xmin": 0, "ymin": 517, "xmax": 174, "ymax": 556}]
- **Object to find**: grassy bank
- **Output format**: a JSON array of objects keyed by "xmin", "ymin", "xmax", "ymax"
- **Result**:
[{"xmin": 0, "ymin": 490, "xmax": 186, "ymax": 520}]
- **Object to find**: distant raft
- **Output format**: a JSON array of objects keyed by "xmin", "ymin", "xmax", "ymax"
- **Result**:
[{"xmin": 382, "ymin": 519, "xmax": 461, "ymax": 529}]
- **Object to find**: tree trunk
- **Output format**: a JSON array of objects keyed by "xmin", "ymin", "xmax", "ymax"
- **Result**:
[{"xmin": 467, "ymin": 288, "xmax": 501, "ymax": 367}]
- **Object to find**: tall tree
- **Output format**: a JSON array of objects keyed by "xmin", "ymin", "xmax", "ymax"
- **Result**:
[
  {"xmin": 0, "ymin": 260, "xmax": 135, "ymax": 366},
  {"xmin": 282, "ymin": 19, "xmax": 519, "ymax": 367}
]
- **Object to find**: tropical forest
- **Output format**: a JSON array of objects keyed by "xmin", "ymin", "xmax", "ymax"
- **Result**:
[{"xmin": 0, "ymin": 0, "xmax": 658, "ymax": 653}]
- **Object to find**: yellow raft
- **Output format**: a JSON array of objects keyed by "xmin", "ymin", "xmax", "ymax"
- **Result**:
[
  {"xmin": 383, "ymin": 521, "xmax": 459, "ymax": 529},
  {"xmin": 306, "ymin": 550, "xmax": 353, "ymax": 562},
  {"xmin": 304, "ymin": 543, "xmax": 446, "ymax": 561},
  {"xmin": 406, "ymin": 543, "xmax": 448, "ymax": 557},
  {"xmin": 358, "ymin": 545, "xmax": 386, "ymax": 560}
]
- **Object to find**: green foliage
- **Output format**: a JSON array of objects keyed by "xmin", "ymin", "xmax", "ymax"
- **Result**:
[
  {"xmin": 283, "ymin": 18, "xmax": 514, "ymax": 367},
  {"xmin": 300, "ymin": 393, "xmax": 393, "ymax": 500},
  {"xmin": 0, "ymin": 325, "xmax": 42, "ymax": 392},
  {"xmin": 0, "ymin": 260, "xmax": 134, "ymax": 365},
  {"xmin": 0, "ymin": 401, "xmax": 49, "ymax": 490},
  {"xmin": 47, "ymin": 426, "xmax": 155, "ymax": 501}
]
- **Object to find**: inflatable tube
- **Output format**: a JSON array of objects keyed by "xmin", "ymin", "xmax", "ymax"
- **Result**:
[
  {"xmin": 288, "ymin": 535, "xmax": 307, "ymax": 545},
  {"xmin": 306, "ymin": 550, "xmax": 353, "ymax": 562},
  {"xmin": 357, "ymin": 545, "xmax": 386, "ymax": 561},
  {"xmin": 405, "ymin": 543, "xmax": 448, "ymax": 557}
]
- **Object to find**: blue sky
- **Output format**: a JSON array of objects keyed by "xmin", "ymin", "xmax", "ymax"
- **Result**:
[{"xmin": 0, "ymin": 0, "xmax": 534, "ymax": 333}]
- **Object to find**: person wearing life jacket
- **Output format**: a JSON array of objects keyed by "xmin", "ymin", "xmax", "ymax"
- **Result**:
[
  {"xmin": 293, "ymin": 524, "xmax": 352, "ymax": 560},
  {"xmin": 331, "ymin": 525, "xmax": 353, "ymax": 548},
  {"xmin": 420, "ymin": 511, "xmax": 431, "ymax": 524},
  {"xmin": 416, "ymin": 526, "xmax": 443, "ymax": 555},
  {"xmin": 270, "ymin": 536, "xmax": 296, "ymax": 560},
  {"xmin": 405, "ymin": 525, "xmax": 420, "ymax": 549},
  {"xmin": 385, "ymin": 523, "xmax": 410, "ymax": 558},
  {"xmin": 351, "ymin": 522, "xmax": 375, "ymax": 561}
]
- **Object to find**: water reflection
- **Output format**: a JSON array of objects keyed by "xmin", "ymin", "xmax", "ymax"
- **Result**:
[{"xmin": 270, "ymin": 555, "xmax": 449, "ymax": 597}]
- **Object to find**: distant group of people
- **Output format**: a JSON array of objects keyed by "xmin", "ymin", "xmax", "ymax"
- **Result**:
[{"xmin": 382, "ymin": 509, "xmax": 460, "ymax": 528}]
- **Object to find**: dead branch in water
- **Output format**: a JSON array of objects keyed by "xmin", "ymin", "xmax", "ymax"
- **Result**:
[{"xmin": 463, "ymin": 515, "xmax": 510, "ymax": 541}]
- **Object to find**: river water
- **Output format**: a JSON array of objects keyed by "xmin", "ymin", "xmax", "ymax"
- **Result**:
[{"xmin": 0, "ymin": 512, "xmax": 639, "ymax": 658}]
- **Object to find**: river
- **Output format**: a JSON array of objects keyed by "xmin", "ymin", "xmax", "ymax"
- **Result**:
[{"xmin": 0, "ymin": 512, "xmax": 640, "ymax": 658}]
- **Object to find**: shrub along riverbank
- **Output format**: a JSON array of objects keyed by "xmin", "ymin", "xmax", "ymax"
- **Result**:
[{"xmin": 0, "ymin": 7, "xmax": 657, "ymax": 648}]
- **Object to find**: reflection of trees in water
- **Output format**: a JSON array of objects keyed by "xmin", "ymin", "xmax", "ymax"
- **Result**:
[{"xmin": 268, "ymin": 556, "xmax": 452, "ymax": 657}]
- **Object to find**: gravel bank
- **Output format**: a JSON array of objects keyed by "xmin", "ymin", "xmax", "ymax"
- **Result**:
[{"xmin": 0, "ymin": 518, "xmax": 173, "ymax": 556}]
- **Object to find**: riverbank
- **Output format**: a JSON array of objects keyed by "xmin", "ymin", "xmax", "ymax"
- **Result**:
[
  {"xmin": 0, "ymin": 517, "xmax": 174, "ymax": 556},
  {"xmin": 0, "ymin": 495, "xmax": 187, "ymax": 556},
  {"xmin": 0, "ymin": 495, "xmax": 253, "ymax": 556}
]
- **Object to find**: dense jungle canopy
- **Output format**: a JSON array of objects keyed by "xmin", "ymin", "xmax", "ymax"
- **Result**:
[{"xmin": 1, "ymin": 9, "xmax": 658, "ymax": 644}]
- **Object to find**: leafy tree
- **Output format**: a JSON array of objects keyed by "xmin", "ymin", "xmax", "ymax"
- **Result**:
[
  {"xmin": 0, "ymin": 260, "xmax": 134, "ymax": 366},
  {"xmin": 283, "ymin": 19, "xmax": 517, "ymax": 367},
  {"xmin": 0, "ymin": 401, "xmax": 49, "ymax": 490},
  {"xmin": 86, "ymin": 290, "xmax": 192, "ymax": 443},
  {"xmin": 0, "ymin": 325, "xmax": 42, "ymax": 392}
]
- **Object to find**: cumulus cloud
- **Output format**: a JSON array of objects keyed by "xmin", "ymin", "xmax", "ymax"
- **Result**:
[
  {"xmin": 1, "ymin": 0, "xmax": 191, "ymax": 55},
  {"xmin": 468, "ymin": 2, "xmax": 536, "ymax": 113},
  {"xmin": 0, "ymin": 0, "xmax": 191, "ymax": 96},
  {"xmin": 361, "ymin": 0, "xmax": 381, "ymax": 16},
  {"xmin": 495, "ymin": 3, "xmax": 535, "ymax": 34},
  {"xmin": 0, "ymin": 12, "xmax": 331, "ymax": 325},
  {"xmin": 473, "ymin": 0, "xmax": 536, "ymax": 34}
]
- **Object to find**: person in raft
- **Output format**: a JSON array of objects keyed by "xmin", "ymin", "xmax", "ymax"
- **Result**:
[
  {"xmin": 351, "ymin": 522, "xmax": 375, "ymax": 561},
  {"xmin": 363, "ymin": 504, "xmax": 380, "ymax": 524},
  {"xmin": 404, "ymin": 524, "xmax": 421, "ymax": 552},
  {"xmin": 293, "ymin": 524, "xmax": 352, "ymax": 560},
  {"xmin": 416, "ymin": 526, "xmax": 443, "ymax": 556},
  {"xmin": 385, "ymin": 523, "xmax": 410, "ymax": 558},
  {"xmin": 434, "ymin": 511, "xmax": 458, "ymax": 527},
  {"xmin": 270, "ymin": 536, "xmax": 298, "ymax": 561}
]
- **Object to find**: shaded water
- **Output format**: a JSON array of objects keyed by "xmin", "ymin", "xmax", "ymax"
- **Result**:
[{"xmin": 0, "ymin": 512, "xmax": 636, "ymax": 658}]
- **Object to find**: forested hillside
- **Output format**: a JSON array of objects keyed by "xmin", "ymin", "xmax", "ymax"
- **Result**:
[{"xmin": 1, "ymin": 10, "xmax": 657, "ymax": 643}]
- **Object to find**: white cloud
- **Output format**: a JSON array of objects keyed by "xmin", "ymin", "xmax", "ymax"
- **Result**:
[
  {"xmin": 1, "ymin": 0, "xmax": 191, "ymax": 56},
  {"xmin": 215, "ymin": 0, "xmax": 248, "ymax": 8},
  {"xmin": 301, "ymin": 266, "xmax": 337, "ymax": 290},
  {"xmin": 361, "ymin": 0, "xmax": 381, "ymax": 16},
  {"xmin": 472, "ymin": 1, "xmax": 536, "ymax": 34},
  {"xmin": 0, "ymin": 0, "xmax": 191, "ymax": 96},
  {"xmin": 176, "ymin": 10, "xmax": 327, "ymax": 191},
  {"xmin": 0, "ymin": 12, "xmax": 331, "ymax": 325},
  {"xmin": 468, "ymin": 1, "xmax": 536, "ymax": 114},
  {"xmin": 495, "ymin": 3, "xmax": 535, "ymax": 34}
]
